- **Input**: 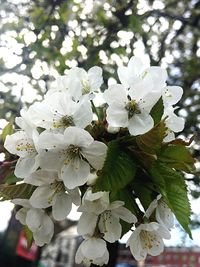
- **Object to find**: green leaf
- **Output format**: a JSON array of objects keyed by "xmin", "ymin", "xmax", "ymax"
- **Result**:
[
  {"xmin": 136, "ymin": 120, "xmax": 167, "ymax": 154},
  {"xmin": 132, "ymin": 170, "xmax": 158, "ymax": 211},
  {"xmin": 93, "ymin": 141, "xmax": 136, "ymax": 193},
  {"xmin": 150, "ymin": 97, "xmax": 164, "ymax": 125},
  {"xmin": 1, "ymin": 123, "xmax": 13, "ymax": 142},
  {"xmin": 0, "ymin": 183, "xmax": 36, "ymax": 201},
  {"xmin": 150, "ymin": 163, "xmax": 192, "ymax": 238},
  {"xmin": 159, "ymin": 144, "xmax": 196, "ymax": 173},
  {"xmin": 24, "ymin": 225, "xmax": 33, "ymax": 249},
  {"xmin": 4, "ymin": 172, "xmax": 23, "ymax": 184}
]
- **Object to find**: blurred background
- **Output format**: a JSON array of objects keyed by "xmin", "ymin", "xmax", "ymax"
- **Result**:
[{"xmin": 0, "ymin": 0, "xmax": 199, "ymax": 266}]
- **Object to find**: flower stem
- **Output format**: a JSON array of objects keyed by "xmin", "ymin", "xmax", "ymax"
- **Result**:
[{"xmin": 91, "ymin": 100, "xmax": 101, "ymax": 121}]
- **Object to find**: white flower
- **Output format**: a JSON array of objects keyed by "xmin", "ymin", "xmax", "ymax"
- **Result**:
[
  {"xmin": 78, "ymin": 188, "xmax": 110, "ymax": 214},
  {"xmin": 75, "ymin": 237, "xmax": 109, "ymax": 266},
  {"xmin": 117, "ymin": 56, "xmax": 167, "ymax": 91},
  {"xmin": 13, "ymin": 199, "xmax": 54, "ymax": 246},
  {"xmin": 38, "ymin": 126, "xmax": 107, "ymax": 189},
  {"xmin": 162, "ymin": 86, "xmax": 183, "ymax": 107},
  {"xmin": 104, "ymin": 84, "xmax": 158, "ymax": 135},
  {"xmin": 145, "ymin": 195, "xmax": 174, "ymax": 230},
  {"xmin": 27, "ymin": 92, "xmax": 93, "ymax": 132},
  {"xmin": 65, "ymin": 66, "xmax": 103, "ymax": 101},
  {"xmin": 98, "ymin": 201, "xmax": 137, "ymax": 242},
  {"xmin": 127, "ymin": 222, "xmax": 171, "ymax": 261},
  {"xmin": 4, "ymin": 129, "xmax": 40, "ymax": 178},
  {"xmin": 28, "ymin": 170, "xmax": 81, "ymax": 221},
  {"xmin": 163, "ymin": 106, "xmax": 185, "ymax": 141},
  {"xmin": 78, "ymin": 199, "xmax": 137, "ymax": 243}
]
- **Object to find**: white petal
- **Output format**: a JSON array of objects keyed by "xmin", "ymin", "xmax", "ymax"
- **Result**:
[
  {"xmin": 75, "ymin": 245, "xmax": 84, "ymax": 264},
  {"xmin": 12, "ymin": 198, "xmax": 30, "ymax": 208},
  {"xmin": 33, "ymin": 213, "xmax": 54, "ymax": 246},
  {"xmin": 128, "ymin": 113, "xmax": 154, "ymax": 136},
  {"xmin": 157, "ymin": 224, "xmax": 171, "ymax": 240},
  {"xmin": 88, "ymin": 66, "xmax": 103, "ymax": 91},
  {"xmin": 128, "ymin": 57, "xmax": 146, "ymax": 76},
  {"xmin": 73, "ymin": 101, "xmax": 93, "ymax": 128},
  {"xmin": 15, "ymin": 208, "xmax": 27, "ymax": 225},
  {"xmin": 148, "ymin": 233, "xmax": 164, "ymax": 256},
  {"xmin": 127, "ymin": 230, "xmax": 147, "ymax": 261},
  {"xmin": 106, "ymin": 106, "xmax": 128, "ymax": 127},
  {"xmin": 112, "ymin": 206, "xmax": 137, "ymax": 223},
  {"xmin": 26, "ymin": 208, "xmax": 43, "ymax": 232},
  {"xmin": 81, "ymin": 238, "xmax": 107, "ymax": 259},
  {"xmin": 38, "ymin": 132, "xmax": 64, "ymax": 150},
  {"xmin": 52, "ymin": 192, "xmax": 72, "ymax": 220},
  {"xmin": 145, "ymin": 198, "xmax": 158, "ymax": 219},
  {"xmin": 156, "ymin": 200, "xmax": 174, "ymax": 229},
  {"xmin": 61, "ymin": 157, "xmax": 90, "ymax": 189},
  {"xmin": 67, "ymin": 187, "xmax": 81, "ymax": 206},
  {"xmin": 94, "ymin": 249, "xmax": 109, "ymax": 266},
  {"xmin": 166, "ymin": 114, "xmax": 185, "ymax": 133},
  {"xmin": 82, "ymin": 141, "xmax": 107, "ymax": 170},
  {"xmin": 15, "ymin": 157, "xmax": 39, "ymax": 178},
  {"xmin": 147, "ymin": 67, "xmax": 167, "ymax": 91},
  {"xmin": 163, "ymin": 86, "xmax": 183, "ymax": 106},
  {"xmin": 39, "ymin": 150, "xmax": 63, "ymax": 171},
  {"xmin": 128, "ymin": 75, "xmax": 154, "ymax": 102},
  {"xmin": 77, "ymin": 212, "xmax": 98, "ymax": 236},
  {"xmin": 30, "ymin": 186, "xmax": 53, "ymax": 208},
  {"xmin": 103, "ymin": 84, "xmax": 127, "ymax": 106},
  {"xmin": 24, "ymin": 169, "xmax": 58, "ymax": 186},
  {"xmin": 99, "ymin": 213, "xmax": 121, "ymax": 243},
  {"xmin": 63, "ymin": 127, "xmax": 94, "ymax": 147}
]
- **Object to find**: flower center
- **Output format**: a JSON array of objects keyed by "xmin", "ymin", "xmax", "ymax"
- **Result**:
[
  {"xmin": 16, "ymin": 141, "xmax": 36, "ymax": 155},
  {"xmin": 53, "ymin": 115, "xmax": 74, "ymax": 129},
  {"xmin": 125, "ymin": 99, "xmax": 141, "ymax": 118},
  {"xmin": 48, "ymin": 181, "xmax": 65, "ymax": 204},
  {"xmin": 140, "ymin": 230, "xmax": 155, "ymax": 250},
  {"xmin": 63, "ymin": 145, "xmax": 81, "ymax": 165}
]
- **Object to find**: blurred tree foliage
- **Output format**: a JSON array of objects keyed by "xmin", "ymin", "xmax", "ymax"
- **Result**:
[{"xmin": 0, "ymin": 1, "xmax": 199, "ymax": 196}]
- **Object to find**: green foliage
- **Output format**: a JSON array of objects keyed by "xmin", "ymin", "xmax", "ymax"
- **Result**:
[
  {"xmin": 1, "ymin": 123, "xmax": 13, "ymax": 142},
  {"xmin": 150, "ymin": 98, "xmax": 164, "ymax": 125},
  {"xmin": 24, "ymin": 225, "xmax": 33, "ymax": 249},
  {"xmin": 0, "ymin": 183, "xmax": 35, "ymax": 201},
  {"xmin": 93, "ymin": 140, "xmax": 136, "ymax": 193},
  {"xmin": 3, "ymin": 172, "xmax": 23, "ymax": 184},
  {"xmin": 150, "ymin": 162, "xmax": 192, "ymax": 238},
  {"xmin": 159, "ymin": 144, "xmax": 196, "ymax": 173}
]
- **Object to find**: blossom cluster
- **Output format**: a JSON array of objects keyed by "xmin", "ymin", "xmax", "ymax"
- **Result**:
[{"xmin": 4, "ymin": 57, "xmax": 186, "ymax": 265}]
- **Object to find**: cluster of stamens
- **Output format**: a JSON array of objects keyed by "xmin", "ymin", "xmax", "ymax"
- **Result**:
[{"xmin": 125, "ymin": 99, "xmax": 141, "ymax": 119}]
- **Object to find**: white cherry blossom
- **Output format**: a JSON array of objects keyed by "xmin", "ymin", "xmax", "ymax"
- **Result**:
[
  {"xmin": 75, "ymin": 237, "xmax": 109, "ymax": 266},
  {"xmin": 78, "ymin": 197, "xmax": 137, "ymax": 243},
  {"xmin": 13, "ymin": 199, "xmax": 54, "ymax": 246},
  {"xmin": 104, "ymin": 84, "xmax": 159, "ymax": 135},
  {"xmin": 145, "ymin": 195, "xmax": 174, "ymax": 230},
  {"xmin": 78, "ymin": 188, "xmax": 110, "ymax": 214},
  {"xmin": 38, "ymin": 126, "xmax": 107, "ymax": 189},
  {"xmin": 27, "ymin": 92, "xmax": 93, "ymax": 132},
  {"xmin": 28, "ymin": 170, "xmax": 80, "ymax": 221},
  {"xmin": 4, "ymin": 129, "xmax": 40, "ymax": 178},
  {"xmin": 127, "ymin": 222, "xmax": 171, "ymax": 261},
  {"xmin": 65, "ymin": 66, "xmax": 103, "ymax": 101}
]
